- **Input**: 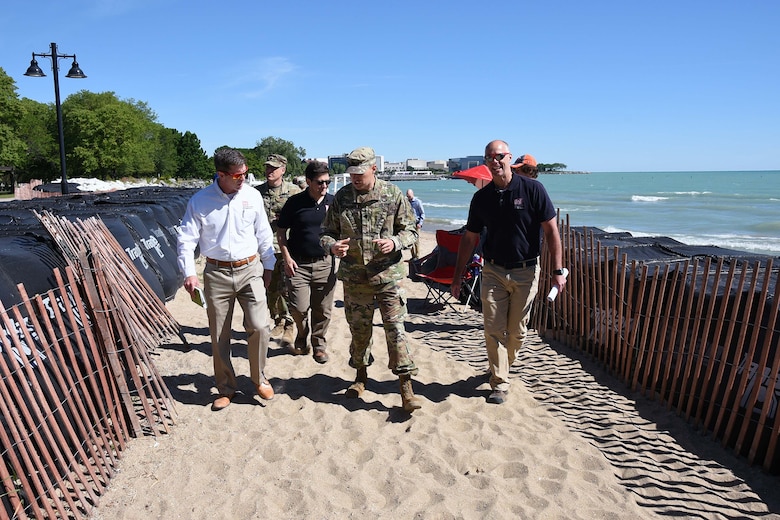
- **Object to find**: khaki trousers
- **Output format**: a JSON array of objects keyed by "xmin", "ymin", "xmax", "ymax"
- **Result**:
[
  {"xmin": 286, "ymin": 256, "xmax": 336, "ymax": 351},
  {"xmin": 204, "ymin": 258, "xmax": 270, "ymax": 396},
  {"xmin": 480, "ymin": 262, "xmax": 540, "ymax": 392}
]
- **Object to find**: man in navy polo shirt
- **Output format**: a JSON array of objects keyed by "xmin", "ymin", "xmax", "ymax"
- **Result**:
[{"xmin": 451, "ymin": 140, "xmax": 567, "ymax": 404}]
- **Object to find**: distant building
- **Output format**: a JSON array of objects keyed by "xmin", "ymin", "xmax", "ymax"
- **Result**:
[
  {"xmin": 448, "ymin": 156, "xmax": 484, "ymax": 172},
  {"xmin": 427, "ymin": 160, "xmax": 447, "ymax": 171},
  {"xmin": 384, "ymin": 161, "xmax": 405, "ymax": 173},
  {"xmin": 329, "ymin": 153, "xmax": 385, "ymax": 172},
  {"xmin": 406, "ymin": 159, "xmax": 427, "ymax": 170}
]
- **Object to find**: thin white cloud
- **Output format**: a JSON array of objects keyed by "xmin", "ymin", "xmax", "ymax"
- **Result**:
[{"xmin": 230, "ymin": 57, "xmax": 297, "ymax": 98}]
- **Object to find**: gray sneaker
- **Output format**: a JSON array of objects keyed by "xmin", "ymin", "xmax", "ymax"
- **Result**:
[{"xmin": 487, "ymin": 389, "xmax": 507, "ymax": 404}]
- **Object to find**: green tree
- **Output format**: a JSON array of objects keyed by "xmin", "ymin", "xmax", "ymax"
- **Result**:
[
  {"xmin": 65, "ymin": 91, "xmax": 157, "ymax": 178},
  {"xmin": 16, "ymin": 97, "xmax": 58, "ymax": 182},
  {"xmin": 538, "ymin": 162, "xmax": 567, "ymax": 172},
  {"xmin": 247, "ymin": 136, "xmax": 306, "ymax": 180},
  {"xmin": 331, "ymin": 162, "xmax": 346, "ymax": 176},
  {"xmin": 177, "ymin": 131, "xmax": 211, "ymax": 179},
  {"xmin": 154, "ymin": 126, "xmax": 181, "ymax": 179},
  {"xmin": 0, "ymin": 68, "xmax": 27, "ymax": 169}
]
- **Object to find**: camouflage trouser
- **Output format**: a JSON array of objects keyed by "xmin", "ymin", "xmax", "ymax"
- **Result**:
[
  {"xmin": 268, "ymin": 253, "xmax": 292, "ymax": 324},
  {"xmin": 343, "ymin": 280, "xmax": 418, "ymax": 376}
]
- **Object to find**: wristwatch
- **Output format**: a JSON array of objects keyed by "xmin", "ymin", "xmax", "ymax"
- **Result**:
[{"xmin": 553, "ymin": 268, "xmax": 566, "ymax": 275}]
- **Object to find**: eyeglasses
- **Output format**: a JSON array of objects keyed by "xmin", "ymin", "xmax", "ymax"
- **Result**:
[
  {"xmin": 315, "ymin": 179, "xmax": 331, "ymax": 186},
  {"xmin": 484, "ymin": 153, "xmax": 510, "ymax": 162},
  {"xmin": 220, "ymin": 170, "xmax": 247, "ymax": 180}
]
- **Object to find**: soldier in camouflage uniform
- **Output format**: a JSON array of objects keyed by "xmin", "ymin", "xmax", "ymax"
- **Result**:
[
  {"xmin": 320, "ymin": 146, "xmax": 422, "ymax": 412},
  {"xmin": 257, "ymin": 154, "xmax": 301, "ymax": 349}
]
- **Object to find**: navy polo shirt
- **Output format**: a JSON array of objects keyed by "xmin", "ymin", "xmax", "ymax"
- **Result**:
[
  {"xmin": 465, "ymin": 174, "xmax": 556, "ymax": 264},
  {"xmin": 277, "ymin": 191, "xmax": 335, "ymax": 259}
]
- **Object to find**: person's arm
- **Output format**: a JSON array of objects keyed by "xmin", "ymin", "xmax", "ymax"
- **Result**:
[
  {"xmin": 277, "ymin": 227, "xmax": 297, "ymax": 277},
  {"xmin": 541, "ymin": 216, "xmax": 567, "ymax": 291},
  {"xmin": 177, "ymin": 201, "xmax": 201, "ymax": 294},
  {"xmin": 450, "ymin": 230, "xmax": 480, "ymax": 299},
  {"xmin": 254, "ymin": 195, "xmax": 277, "ymax": 277}
]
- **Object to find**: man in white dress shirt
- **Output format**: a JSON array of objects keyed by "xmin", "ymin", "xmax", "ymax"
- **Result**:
[{"xmin": 177, "ymin": 148, "xmax": 277, "ymax": 411}]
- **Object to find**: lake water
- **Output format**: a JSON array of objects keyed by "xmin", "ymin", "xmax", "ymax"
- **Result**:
[{"xmin": 388, "ymin": 171, "xmax": 780, "ymax": 256}]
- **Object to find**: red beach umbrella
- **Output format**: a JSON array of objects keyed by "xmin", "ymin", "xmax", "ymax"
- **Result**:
[{"xmin": 452, "ymin": 164, "xmax": 491, "ymax": 188}]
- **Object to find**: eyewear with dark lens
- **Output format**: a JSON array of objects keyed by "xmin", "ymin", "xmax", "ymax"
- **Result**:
[
  {"xmin": 228, "ymin": 171, "xmax": 247, "ymax": 180},
  {"xmin": 485, "ymin": 153, "xmax": 510, "ymax": 162},
  {"xmin": 315, "ymin": 179, "xmax": 331, "ymax": 186}
]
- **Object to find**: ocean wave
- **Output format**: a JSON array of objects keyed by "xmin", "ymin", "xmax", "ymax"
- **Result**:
[
  {"xmin": 631, "ymin": 195, "xmax": 669, "ymax": 202},
  {"xmin": 657, "ymin": 191, "xmax": 712, "ymax": 196},
  {"xmin": 425, "ymin": 202, "xmax": 469, "ymax": 209},
  {"xmin": 558, "ymin": 207, "xmax": 600, "ymax": 213},
  {"xmin": 426, "ymin": 217, "xmax": 466, "ymax": 227}
]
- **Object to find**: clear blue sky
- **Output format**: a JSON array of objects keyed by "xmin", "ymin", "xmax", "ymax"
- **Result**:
[{"xmin": 2, "ymin": 1, "xmax": 778, "ymax": 172}]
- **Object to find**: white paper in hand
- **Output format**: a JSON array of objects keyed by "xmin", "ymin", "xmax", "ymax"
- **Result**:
[{"xmin": 547, "ymin": 268, "xmax": 569, "ymax": 302}]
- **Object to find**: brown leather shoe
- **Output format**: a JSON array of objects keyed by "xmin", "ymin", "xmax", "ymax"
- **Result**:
[
  {"xmin": 256, "ymin": 380, "xmax": 274, "ymax": 400},
  {"xmin": 212, "ymin": 394, "xmax": 235, "ymax": 411}
]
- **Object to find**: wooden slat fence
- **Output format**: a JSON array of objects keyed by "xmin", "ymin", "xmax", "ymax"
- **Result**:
[
  {"xmin": 533, "ymin": 216, "xmax": 780, "ymax": 473},
  {"xmin": 1, "ymin": 213, "xmax": 180, "ymax": 519}
]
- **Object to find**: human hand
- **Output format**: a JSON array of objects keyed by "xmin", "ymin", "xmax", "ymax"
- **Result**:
[
  {"xmin": 184, "ymin": 275, "xmax": 199, "ymax": 294},
  {"xmin": 331, "ymin": 238, "xmax": 351, "ymax": 258},
  {"xmin": 372, "ymin": 238, "xmax": 395, "ymax": 254},
  {"xmin": 284, "ymin": 259, "xmax": 297, "ymax": 277},
  {"xmin": 450, "ymin": 277, "xmax": 462, "ymax": 300}
]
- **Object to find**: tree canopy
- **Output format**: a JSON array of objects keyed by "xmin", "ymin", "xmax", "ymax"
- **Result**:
[{"xmin": 538, "ymin": 162, "xmax": 568, "ymax": 172}]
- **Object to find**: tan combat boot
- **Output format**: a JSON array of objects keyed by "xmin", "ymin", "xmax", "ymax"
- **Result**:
[
  {"xmin": 270, "ymin": 319, "xmax": 285, "ymax": 338},
  {"xmin": 399, "ymin": 374, "xmax": 422, "ymax": 412},
  {"xmin": 345, "ymin": 367, "xmax": 368, "ymax": 398},
  {"xmin": 280, "ymin": 321, "xmax": 296, "ymax": 350}
]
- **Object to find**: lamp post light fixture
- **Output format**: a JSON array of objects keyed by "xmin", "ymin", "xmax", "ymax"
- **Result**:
[{"xmin": 24, "ymin": 42, "xmax": 87, "ymax": 195}]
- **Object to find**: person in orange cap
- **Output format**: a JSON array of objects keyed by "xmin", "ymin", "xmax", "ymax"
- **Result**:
[{"xmin": 510, "ymin": 154, "xmax": 539, "ymax": 179}]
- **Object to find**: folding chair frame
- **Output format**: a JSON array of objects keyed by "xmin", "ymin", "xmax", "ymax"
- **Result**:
[{"xmin": 414, "ymin": 229, "xmax": 483, "ymax": 312}]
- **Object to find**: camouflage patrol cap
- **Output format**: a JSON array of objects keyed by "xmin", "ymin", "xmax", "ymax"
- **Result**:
[
  {"xmin": 345, "ymin": 147, "xmax": 376, "ymax": 175},
  {"xmin": 265, "ymin": 154, "xmax": 288, "ymax": 168}
]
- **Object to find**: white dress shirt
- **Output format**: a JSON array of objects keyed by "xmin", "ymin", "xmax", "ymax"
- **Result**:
[{"xmin": 177, "ymin": 182, "xmax": 276, "ymax": 278}]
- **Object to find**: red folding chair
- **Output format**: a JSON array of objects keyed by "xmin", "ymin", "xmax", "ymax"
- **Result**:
[{"xmin": 415, "ymin": 229, "xmax": 481, "ymax": 311}]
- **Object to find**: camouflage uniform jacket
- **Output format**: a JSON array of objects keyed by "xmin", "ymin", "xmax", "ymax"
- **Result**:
[
  {"xmin": 257, "ymin": 181, "xmax": 301, "ymax": 252},
  {"xmin": 320, "ymin": 178, "xmax": 418, "ymax": 285}
]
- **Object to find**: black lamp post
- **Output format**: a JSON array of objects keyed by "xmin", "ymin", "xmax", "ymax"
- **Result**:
[{"xmin": 24, "ymin": 42, "xmax": 86, "ymax": 195}]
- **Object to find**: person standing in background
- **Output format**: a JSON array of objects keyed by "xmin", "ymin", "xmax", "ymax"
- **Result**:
[
  {"xmin": 451, "ymin": 140, "xmax": 566, "ymax": 405},
  {"xmin": 511, "ymin": 154, "xmax": 539, "ymax": 179},
  {"xmin": 406, "ymin": 189, "xmax": 425, "ymax": 260},
  {"xmin": 177, "ymin": 148, "xmax": 276, "ymax": 410},
  {"xmin": 320, "ymin": 146, "xmax": 423, "ymax": 413},
  {"xmin": 257, "ymin": 153, "xmax": 301, "ymax": 350},
  {"xmin": 277, "ymin": 161, "xmax": 336, "ymax": 364}
]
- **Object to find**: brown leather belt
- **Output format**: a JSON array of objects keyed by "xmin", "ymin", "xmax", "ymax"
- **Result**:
[{"xmin": 206, "ymin": 254, "xmax": 257, "ymax": 268}]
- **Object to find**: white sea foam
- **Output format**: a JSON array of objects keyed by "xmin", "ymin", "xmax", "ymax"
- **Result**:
[
  {"xmin": 658, "ymin": 191, "xmax": 711, "ymax": 196},
  {"xmin": 631, "ymin": 195, "xmax": 669, "ymax": 202}
]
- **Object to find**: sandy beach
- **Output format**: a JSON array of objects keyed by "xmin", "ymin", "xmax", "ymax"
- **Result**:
[{"xmin": 91, "ymin": 231, "xmax": 779, "ymax": 519}]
